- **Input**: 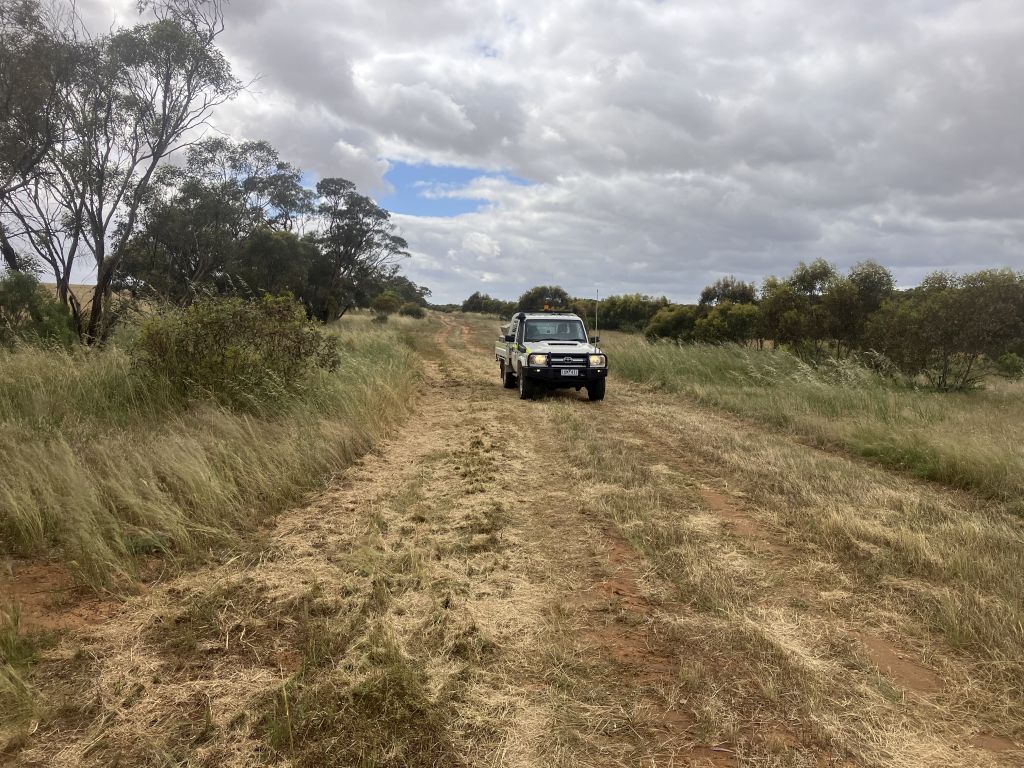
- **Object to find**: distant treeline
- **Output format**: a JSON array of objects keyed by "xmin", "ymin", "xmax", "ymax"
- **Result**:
[{"xmin": 460, "ymin": 262, "xmax": 1024, "ymax": 390}]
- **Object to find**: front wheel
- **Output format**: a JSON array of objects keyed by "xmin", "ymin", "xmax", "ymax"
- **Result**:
[
  {"xmin": 501, "ymin": 361, "xmax": 516, "ymax": 389},
  {"xmin": 586, "ymin": 379, "xmax": 606, "ymax": 401},
  {"xmin": 518, "ymin": 369, "xmax": 535, "ymax": 400}
]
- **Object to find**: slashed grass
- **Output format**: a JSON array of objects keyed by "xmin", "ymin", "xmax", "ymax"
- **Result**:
[
  {"xmin": 547, "ymin": 397, "xmax": 1024, "ymax": 765},
  {"xmin": 261, "ymin": 622, "xmax": 459, "ymax": 768}
]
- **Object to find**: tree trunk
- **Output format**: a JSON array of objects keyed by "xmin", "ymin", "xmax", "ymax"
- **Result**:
[
  {"xmin": 54, "ymin": 273, "xmax": 84, "ymax": 338},
  {"xmin": 0, "ymin": 225, "xmax": 21, "ymax": 271},
  {"xmin": 85, "ymin": 258, "xmax": 116, "ymax": 344},
  {"xmin": 958, "ymin": 354, "xmax": 978, "ymax": 391}
]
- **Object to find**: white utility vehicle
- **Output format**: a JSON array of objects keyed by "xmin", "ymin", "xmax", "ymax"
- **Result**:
[{"xmin": 494, "ymin": 311, "xmax": 608, "ymax": 401}]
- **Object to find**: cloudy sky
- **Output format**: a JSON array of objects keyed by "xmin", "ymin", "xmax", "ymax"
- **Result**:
[{"xmin": 83, "ymin": 0, "xmax": 1024, "ymax": 303}]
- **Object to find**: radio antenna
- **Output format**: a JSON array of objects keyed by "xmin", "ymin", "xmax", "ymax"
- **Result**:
[{"xmin": 595, "ymin": 288, "xmax": 599, "ymax": 342}]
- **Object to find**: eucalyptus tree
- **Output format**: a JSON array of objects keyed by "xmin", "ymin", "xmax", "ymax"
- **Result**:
[
  {"xmin": 0, "ymin": 0, "xmax": 77, "ymax": 272},
  {"xmin": 116, "ymin": 138, "xmax": 313, "ymax": 303},
  {"xmin": 1, "ymin": 0, "xmax": 243, "ymax": 340},
  {"xmin": 698, "ymin": 275, "xmax": 756, "ymax": 307},
  {"xmin": 306, "ymin": 178, "xmax": 409, "ymax": 321}
]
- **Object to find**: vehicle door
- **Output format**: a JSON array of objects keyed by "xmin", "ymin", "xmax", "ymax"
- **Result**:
[{"xmin": 507, "ymin": 318, "xmax": 519, "ymax": 366}]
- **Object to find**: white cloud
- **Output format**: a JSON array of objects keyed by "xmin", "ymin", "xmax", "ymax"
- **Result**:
[{"xmin": 87, "ymin": 0, "xmax": 1024, "ymax": 302}]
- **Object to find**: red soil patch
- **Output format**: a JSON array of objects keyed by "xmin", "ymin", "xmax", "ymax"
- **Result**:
[
  {"xmin": 970, "ymin": 733, "xmax": 1018, "ymax": 753},
  {"xmin": 1, "ymin": 560, "xmax": 120, "ymax": 633},
  {"xmin": 698, "ymin": 487, "xmax": 791, "ymax": 555},
  {"xmin": 580, "ymin": 526, "xmax": 737, "ymax": 766},
  {"xmin": 851, "ymin": 630, "xmax": 942, "ymax": 693}
]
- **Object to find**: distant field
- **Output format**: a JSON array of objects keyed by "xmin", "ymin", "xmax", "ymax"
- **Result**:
[
  {"xmin": 605, "ymin": 334, "xmax": 1024, "ymax": 509},
  {"xmin": 39, "ymin": 283, "xmax": 95, "ymax": 305}
]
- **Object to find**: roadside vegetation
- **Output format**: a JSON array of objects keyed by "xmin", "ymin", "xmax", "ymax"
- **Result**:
[
  {"xmin": 0, "ymin": 298, "xmax": 420, "ymax": 739},
  {"xmin": 607, "ymin": 337, "xmax": 1024, "ymax": 508},
  {"xmin": 462, "ymin": 263, "xmax": 1024, "ymax": 392},
  {"xmin": 1, "ymin": 0, "xmax": 431, "ymax": 592},
  {"xmin": 1, "ymin": 0, "xmax": 434, "ymax": 745},
  {"xmin": 0, "ymin": 299, "xmax": 419, "ymax": 590}
]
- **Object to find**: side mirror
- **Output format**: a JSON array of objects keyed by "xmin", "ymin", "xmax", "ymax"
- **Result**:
[
  {"xmin": 504, "ymin": 334, "xmax": 515, "ymax": 342},
  {"xmin": 591, "ymin": 336, "xmax": 600, "ymax": 343}
]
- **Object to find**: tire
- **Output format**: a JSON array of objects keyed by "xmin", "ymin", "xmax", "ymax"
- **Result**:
[
  {"xmin": 518, "ymin": 368, "xmax": 535, "ymax": 400},
  {"xmin": 501, "ymin": 361, "xmax": 516, "ymax": 389},
  {"xmin": 586, "ymin": 378, "xmax": 606, "ymax": 402}
]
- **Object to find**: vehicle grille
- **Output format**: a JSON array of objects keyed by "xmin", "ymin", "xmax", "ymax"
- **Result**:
[{"xmin": 549, "ymin": 354, "xmax": 588, "ymax": 367}]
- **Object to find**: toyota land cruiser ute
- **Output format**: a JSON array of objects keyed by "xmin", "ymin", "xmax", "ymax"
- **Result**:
[{"xmin": 494, "ymin": 312, "xmax": 608, "ymax": 401}]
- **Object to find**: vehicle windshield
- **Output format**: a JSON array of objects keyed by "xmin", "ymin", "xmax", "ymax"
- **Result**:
[{"xmin": 524, "ymin": 319, "xmax": 588, "ymax": 343}]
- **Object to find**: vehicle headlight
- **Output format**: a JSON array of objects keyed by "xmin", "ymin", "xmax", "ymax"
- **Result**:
[
  {"xmin": 589, "ymin": 354, "xmax": 607, "ymax": 367},
  {"xmin": 528, "ymin": 353, "xmax": 548, "ymax": 366}
]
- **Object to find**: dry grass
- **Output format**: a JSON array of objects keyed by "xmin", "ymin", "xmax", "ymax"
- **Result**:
[
  {"xmin": 545, "ymin": 386, "xmax": 1024, "ymax": 765},
  {"xmin": 607, "ymin": 335, "xmax": 1024, "ymax": 509},
  {"xmin": 3, "ymin": 324, "xmax": 557, "ymax": 765},
  {"xmin": 0, "ymin": 318, "xmax": 419, "ymax": 589},
  {"xmin": 0, "ymin": 607, "xmax": 46, "ymax": 727},
  {"xmin": 6, "ymin": 311, "xmax": 1022, "ymax": 767}
]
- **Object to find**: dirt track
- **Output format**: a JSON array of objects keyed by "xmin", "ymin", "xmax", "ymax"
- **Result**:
[{"xmin": 6, "ymin": 314, "xmax": 1022, "ymax": 767}]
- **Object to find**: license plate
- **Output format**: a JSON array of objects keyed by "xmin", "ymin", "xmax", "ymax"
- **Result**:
[{"xmin": 560, "ymin": 369, "xmax": 580, "ymax": 377}]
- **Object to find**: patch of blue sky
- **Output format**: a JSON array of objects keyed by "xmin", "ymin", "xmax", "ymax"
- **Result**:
[
  {"xmin": 476, "ymin": 41, "xmax": 499, "ymax": 58},
  {"xmin": 377, "ymin": 161, "xmax": 531, "ymax": 218}
]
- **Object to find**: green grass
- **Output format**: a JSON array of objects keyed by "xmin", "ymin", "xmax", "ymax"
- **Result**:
[
  {"xmin": 606, "ymin": 335, "xmax": 1024, "ymax": 509},
  {"xmin": 0, "ymin": 318, "xmax": 419, "ymax": 589}
]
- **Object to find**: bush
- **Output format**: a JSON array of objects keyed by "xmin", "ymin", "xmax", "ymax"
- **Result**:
[
  {"xmin": 866, "ymin": 270, "xmax": 1024, "ymax": 390},
  {"xmin": 597, "ymin": 293, "xmax": 669, "ymax": 332},
  {"xmin": 517, "ymin": 285, "xmax": 569, "ymax": 312},
  {"xmin": 134, "ymin": 296, "xmax": 340, "ymax": 409},
  {"xmin": 644, "ymin": 304, "xmax": 699, "ymax": 341},
  {"xmin": 694, "ymin": 301, "xmax": 760, "ymax": 344},
  {"xmin": 997, "ymin": 352, "xmax": 1024, "ymax": 380},
  {"xmin": 398, "ymin": 302, "xmax": 426, "ymax": 319},
  {"xmin": 0, "ymin": 271, "xmax": 75, "ymax": 348},
  {"xmin": 370, "ymin": 291, "xmax": 401, "ymax": 316},
  {"xmin": 461, "ymin": 291, "xmax": 515, "ymax": 316}
]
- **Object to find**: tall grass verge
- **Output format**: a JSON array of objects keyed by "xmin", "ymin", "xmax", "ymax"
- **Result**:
[
  {"xmin": 0, "ymin": 320, "xmax": 418, "ymax": 589},
  {"xmin": 608, "ymin": 335, "xmax": 1024, "ymax": 508}
]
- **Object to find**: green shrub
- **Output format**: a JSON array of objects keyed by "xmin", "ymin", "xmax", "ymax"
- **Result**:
[
  {"xmin": 134, "ymin": 296, "xmax": 340, "ymax": 409},
  {"xmin": 595, "ymin": 293, "xmax": 669, "ymax": 332},
  {"xmin": 997, "ymin": 352, "xmax": 1024, "ymax": 380},
  {"xmin": 370, "ymin": 291, "xmax": 401, "ymax": 316},
  {"xmin": 398, "ymin": 302, "xmax": 426, "ymax": 319},
  {"xmin": 865, "ymin": 270, "xmax": 1024, "ymax": 391},
  {"xmin": 644, "ymin": 304, "xmax": 699, "ymax": 341},
  {"xmin": 0, "ymin": 271, "xmax": 75, "ymax": 348},
  {"xmin": 694, "ymin": 301, "xmax": 760, "ymax": 343}
]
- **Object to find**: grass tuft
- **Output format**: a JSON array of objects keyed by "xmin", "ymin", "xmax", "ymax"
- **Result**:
[
  {"xmin": 261, "ymin": 623, "xmax": 458, "ymax": 767},
  {"xmin": 0, "ymin": 606, "xmax": 51, "ymax": 728}
]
